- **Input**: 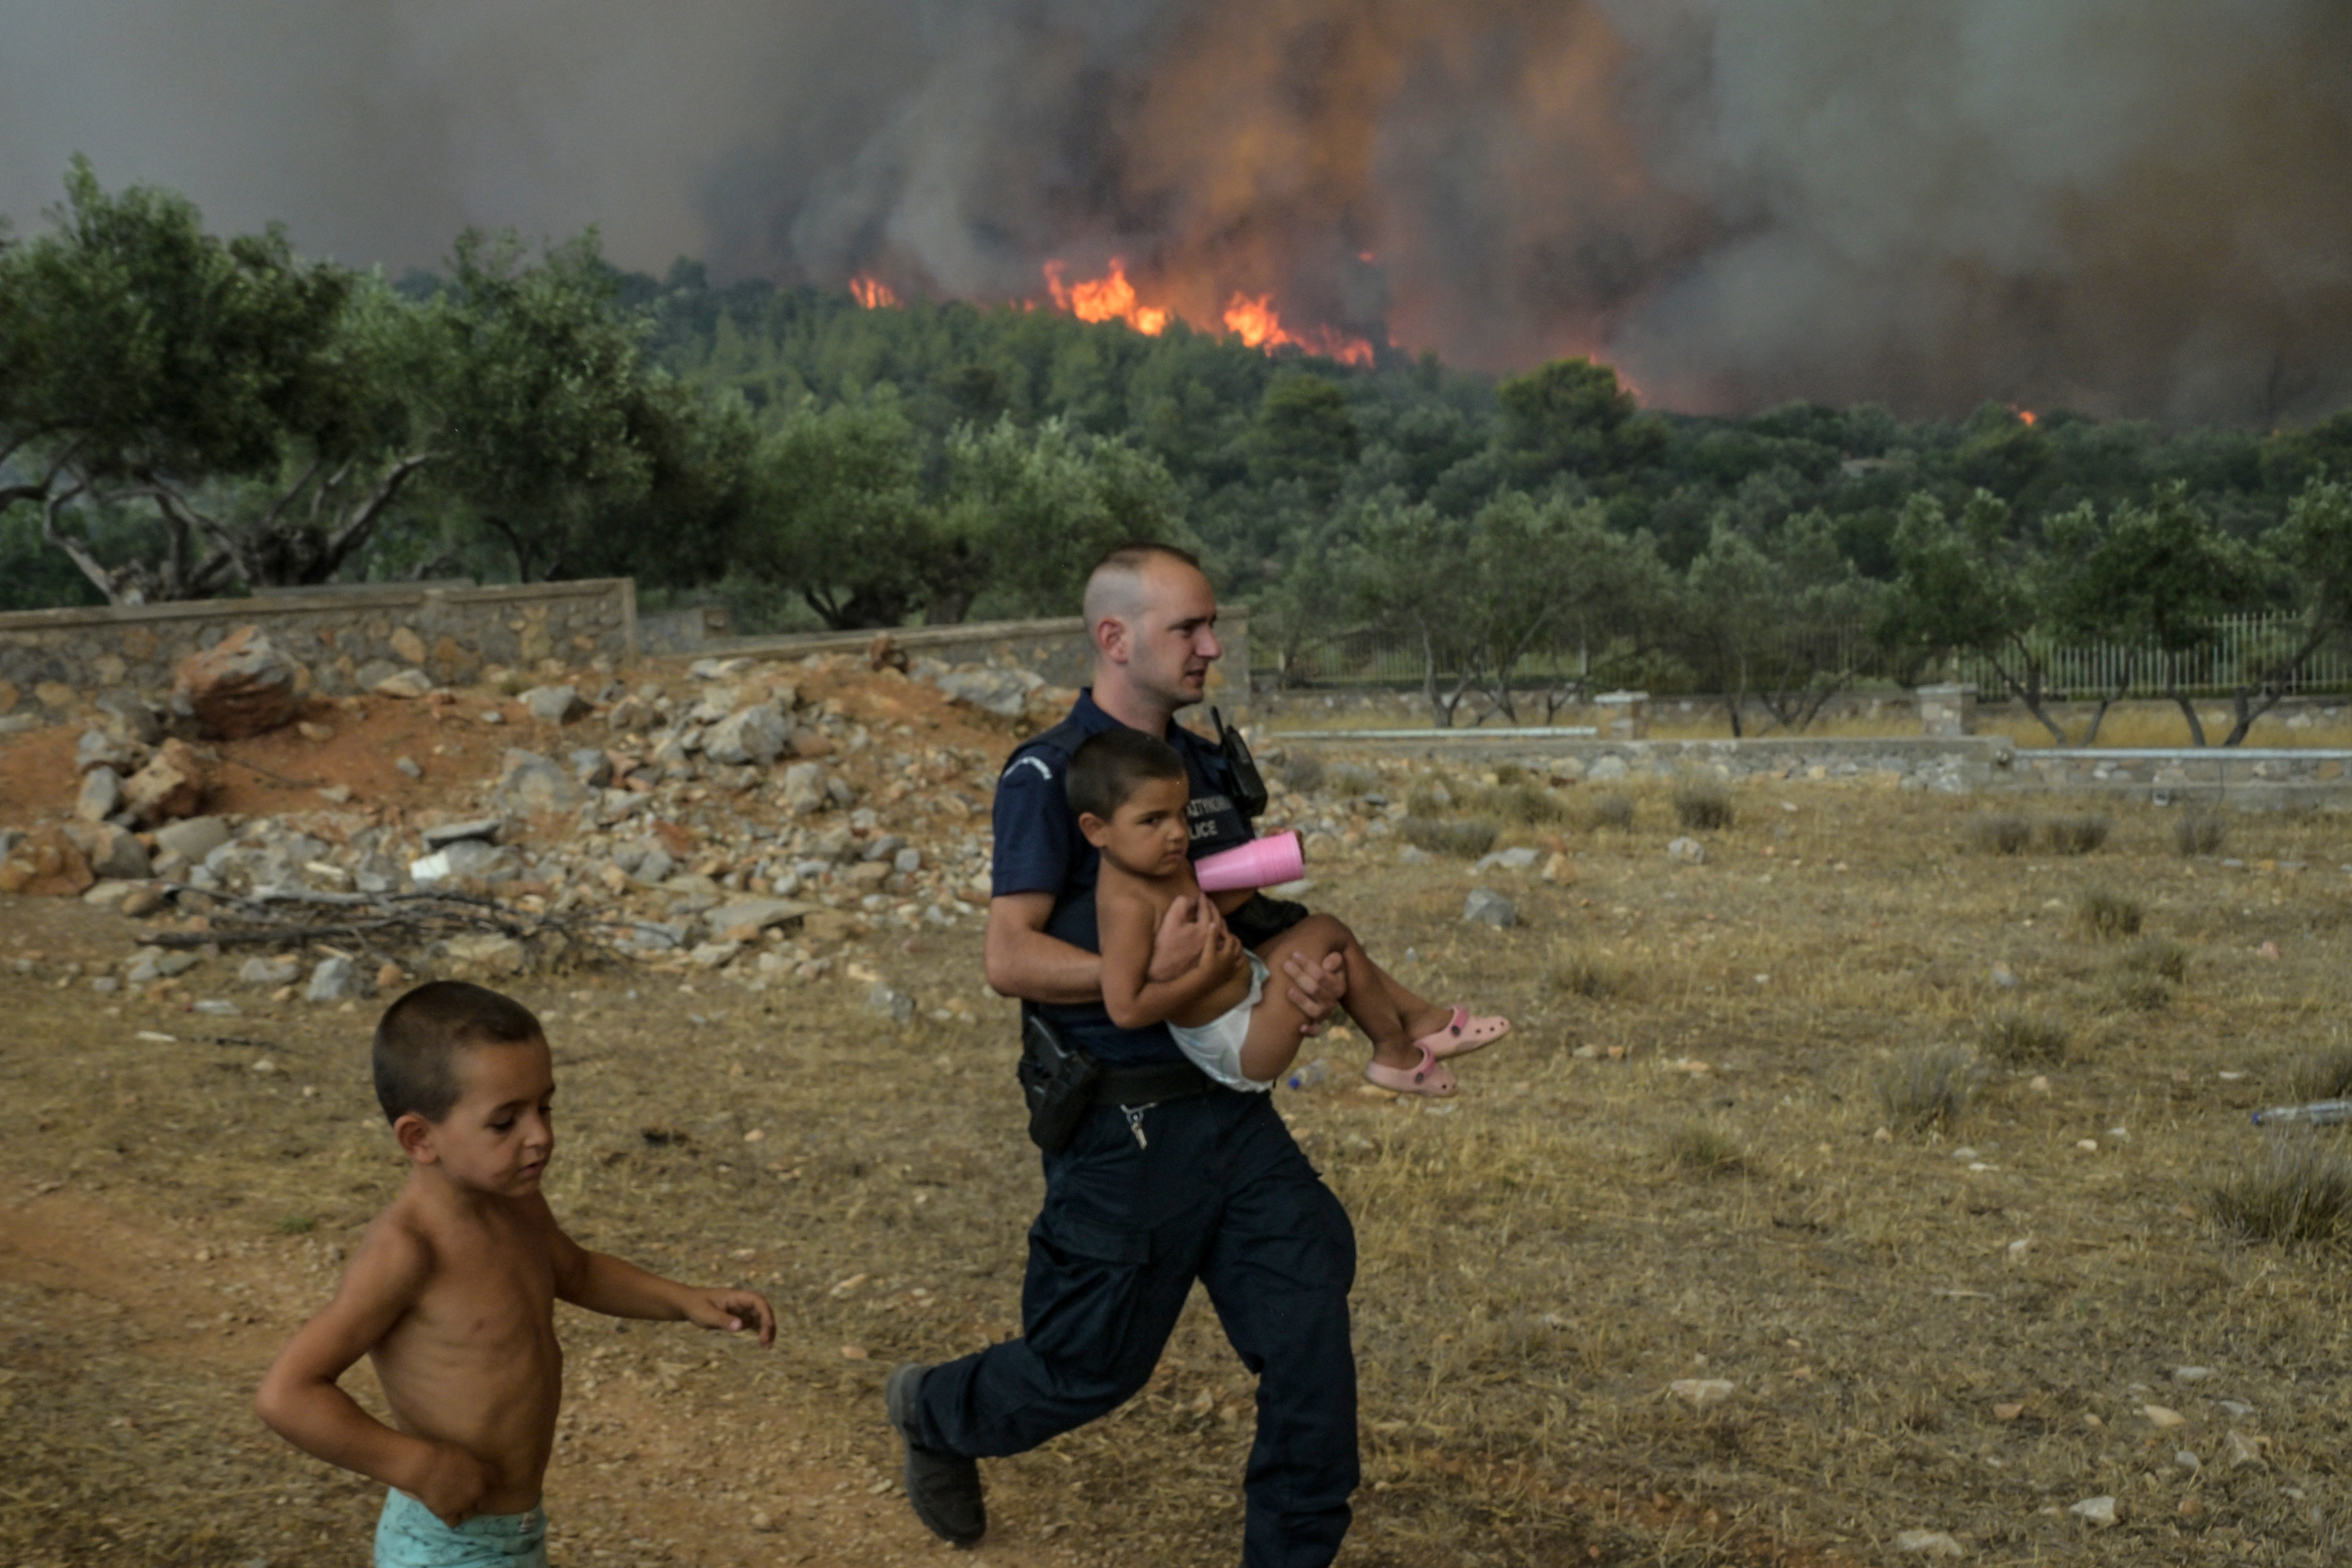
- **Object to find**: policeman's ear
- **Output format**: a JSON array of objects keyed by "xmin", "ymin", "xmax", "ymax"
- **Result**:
[
  {"xmin": 1076, "ymin": 810, "xmax": 1113, "ymax": 848},
  {"xmin": 1093, "ymin": 612, "xmax": 1131, "ymax": 666}
]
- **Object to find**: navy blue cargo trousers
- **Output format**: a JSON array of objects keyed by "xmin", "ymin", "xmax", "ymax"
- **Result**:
[{"xmin": 909, "ymin": 1084, "xmax": 1359, "ymax": 1568}]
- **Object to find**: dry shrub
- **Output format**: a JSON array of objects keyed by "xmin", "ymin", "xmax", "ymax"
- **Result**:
[
  {"xmin": 1665, "ymin": 1121, "xmax": 1747, "ymax": 1177},
  {"xmin": 1970, "ymin": 814, "xmax": 2033, "ymax": 855},
  {"xmin": 1588, "ymin": 792, "xmax": 1636, "ymax": 831},
  {"xmin": 2175, "ymin": 809, "xmax": 2228, "ymax": 857},
  {"xmin": 1278, "ymin": 754, "xmax": 1326, "ymax": 793},
  {"xmin": 2043, "ymin": 813, "xmax": 2113, "ymax": 855},
  {"xmin": 2289, "ymin": 1037, "xmax": 2352, "ymax": 1103},
  {"xmin": 1398, "ymin": 817, "xmax": 1497, "ymax": 858},
  {"xmin": 1671, "ymin": 777, "xmax": 1736, "ymax": 831},
  {"xmin": 2112, "ymin": 975, "xmax": 2172, "ymax": 1012},
  {"xmin": 2077, "ymin": 887, "xmax": 2145, "ymax": 939},
  {"xmin": 1980, "ymin": 1009, "xmax": 2068, "ymax": 1066},
  {"xmin": 1874, "ymin": 1043, "xmax": 1977, "ymax": 1133},
  {"xmin": 2121, "ymin": 936, "xmax": 2189, "ymax": 983},
  {"xmin": 1406, "ymin": 776, "xmax": 1459, "ymax": 816},
  {"xmin": 2204, "ymin": 1136, "xmax": 2352, "ymax": 1247},
  {"xmin": 1474, "ymin": 782, "xmax": 1572, "ymax": 826},
  {"xmin": 1492, "ymin": 762, "xmax": 1532, "ymax": 786},
  {"xmin": 1326, "ymin": 761, "xmax": 1380, "ymax": 796},
  {"xmin": 1549, "ymin": 953, "xmax": 1618, "ymax": 1000}
]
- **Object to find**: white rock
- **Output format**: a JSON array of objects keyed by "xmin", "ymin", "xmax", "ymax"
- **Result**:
[
  {"xmin": 372, "ymin": 668, "xmax": 433, "ymax": 699},
  {"xmin": 867, "ymin": 984, "xmax": 915, "ymax": 1023},
  {"xmin": 703, "ymin": 702, "xmax": 792, "ymax": 766},
  {"xmin": 521, "ymin": 685, "xmax": 584, "ymax": 724},
  {"xmin": 1463, "ymin": 888, "xmax": 1515, "ymax": 928},
  {"xmin": 1666, "ymin": 836, "xmax": 1706, "ymax": 864},
  {"xmin": 238, "ymin": 956, "xmax": 302, "ymax": 987},
  {"xmin": 1892, "ymin": 1530, "xmax": 1964, "ymax": 1558},
  {"xmin": 2067, "ymin": 1495, "xmax": 2117, "ymax": 1526},
  {"xmin": 306, "ymin": 956, "xmax": 361, "ymax": 1002}
]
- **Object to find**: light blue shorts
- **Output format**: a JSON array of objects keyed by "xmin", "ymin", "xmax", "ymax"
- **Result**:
[
  {"xmin": 375, "ymin": 1488, "xmax": 549, "ymax": 1568},
  {"xmin": 1168, "ymin": 953, "xmax": 1274, "ymax": 1092}
]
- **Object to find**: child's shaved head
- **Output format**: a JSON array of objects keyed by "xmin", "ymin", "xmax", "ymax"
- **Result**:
[{"xmin": 372, "ymin": 980, "xmax": 545, "ymax": 1124}]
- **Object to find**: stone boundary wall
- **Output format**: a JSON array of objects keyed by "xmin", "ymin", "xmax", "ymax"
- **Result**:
[
  {"xmin": 716, "ymin": 612, "xmax": 1254, "ymax": 718},
  {"xmin": 1266, "ymin": 730, "xmax": 2352, "ymax": 808},
  {"xmin": 1267, "ymin": 732, "xmax": 2013, "ymax": 793},
  {"xmin": 0, "ymin": 580, "xmax": 636, "ymax": 721}
]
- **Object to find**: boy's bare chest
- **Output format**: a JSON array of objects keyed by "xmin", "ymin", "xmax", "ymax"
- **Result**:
[{"xmin": 413, "ymin": 1222, "xmax": 558, "ymax": 1345}]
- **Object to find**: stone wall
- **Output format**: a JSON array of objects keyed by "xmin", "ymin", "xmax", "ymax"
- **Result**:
[
  {"xmin": 1267, "ymin": 731, "xmax": 2013, "ymax": 793},
  {"xmin": 719, "ymin": 612, "xmax": 1255, "ymax": 720},
  {"xmin": 1266, "ymin": 729, "xmax": 2352, "ymax": 808},
  {"xmin": 0, "ymin": 580, "xmax": 637, "ymax": 721}
]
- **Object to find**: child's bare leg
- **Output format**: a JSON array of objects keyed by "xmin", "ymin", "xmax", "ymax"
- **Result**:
[
  {"xmin": 1238, "ymin": 916, "xmax": 1356, "ymax": 1083},
  {"xmin": 1361, "ymin": 959, "xmax": 1455, "ymax": 1072},
  {"xmin": 1246, "ymin": 916, "xmax": 1436, "ymax": 1075}
]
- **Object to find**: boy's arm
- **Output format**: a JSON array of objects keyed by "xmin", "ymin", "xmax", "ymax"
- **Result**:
[
  {"xmin": 253, "ymin": 1224, "xmax": 490, "ymax": 1524},
  {"xmin": 546, "ymin": 1218, "xmax": 776, "ymax": 1347},
  {"xmin": 1098, "ymin": 883, "xmax": 1242, "ymax": 1029}
]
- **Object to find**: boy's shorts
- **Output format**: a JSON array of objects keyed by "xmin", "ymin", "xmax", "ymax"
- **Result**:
[
  {"xmin": 1168, "ymin": 953, "xmax": 1274, "ymax": 1093},
  {"xmin": 376, "ymin": 1488, "xmax": 549, "ymax": 1568}
]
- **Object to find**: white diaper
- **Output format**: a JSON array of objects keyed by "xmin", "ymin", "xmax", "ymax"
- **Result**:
[{"xmin": 1168, "ymin": 953, "xmax": 1273, "ymax": 1092}]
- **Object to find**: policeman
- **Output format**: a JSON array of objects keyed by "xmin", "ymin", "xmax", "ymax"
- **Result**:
[{"xmin": 886, "ymin": 543, "xmax": 1359, "ymax": 1567}]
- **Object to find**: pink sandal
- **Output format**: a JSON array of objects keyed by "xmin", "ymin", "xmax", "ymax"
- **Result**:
[
  {"xmin": 1417, "ymin": 1006, "xmax": 1512, "ymax": 1061},
  {"xmin": 1363, "ymin": 1041, "xmax": 1457, "ymax": 1097}
]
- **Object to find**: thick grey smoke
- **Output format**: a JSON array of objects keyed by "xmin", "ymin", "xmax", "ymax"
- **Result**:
[{"xmin": 5, "ymin": 0, "xmax": 2349, "ymax": 421}]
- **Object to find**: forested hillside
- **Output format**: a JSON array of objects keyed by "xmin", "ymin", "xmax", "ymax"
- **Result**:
[{"xmin": 6, "ymin": 166, "xmax": 2351, "ymax": 737}]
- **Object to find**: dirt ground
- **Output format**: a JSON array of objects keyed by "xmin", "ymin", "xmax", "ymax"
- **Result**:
[{"xmin": 8, "ymin": 739, "xmax": 2352, "ymax": 1564}]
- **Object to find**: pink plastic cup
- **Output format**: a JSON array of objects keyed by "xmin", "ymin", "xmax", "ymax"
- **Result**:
[{"xmin": 1194, "ymin": 831, "xmax": 1305, "ymax": 893}]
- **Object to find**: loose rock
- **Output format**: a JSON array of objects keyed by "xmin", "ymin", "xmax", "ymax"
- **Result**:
[
  {"xmin": 1666, "ymin": 836, "xmax": 1706, "ymax": 865},
  {"xmin": 2067, "ymin": 1496, "xmax": 2117, "ymax": 1526},
  {"xmin": 123, "ymin": 739, "xmax": 209, "ymax": 824},
  {"xmin": 1463, "ymin": 888, "xmax": 1516, "ymax": 928},
  {"xmin": 174, "ymin": 626, "xmax": 301, "ymax": 739},
  {"xmin": 1891, "ymin": 1531, "xmax": 1963, "ymax": 1558},
  {"xmin": 306, "ymin": 956, "xmax": 362, "ymax": 1003}
]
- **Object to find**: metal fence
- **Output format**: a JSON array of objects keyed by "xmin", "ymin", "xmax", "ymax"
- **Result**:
[
  {"xmin": 1947, "ymin": 614, "xmax": 2352, "ymax": 699},
  {"xmin": 1259, "ymin": 612, "xmax": 2352, "ymax": 698}
]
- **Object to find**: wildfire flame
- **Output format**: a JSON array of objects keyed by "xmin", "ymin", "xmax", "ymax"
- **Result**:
[
  {"xmin": 1036, "ymin": 260, "xmax": 1374, "ymax": 365},
  {"xmin": 849, "ymin": 275, "xmax": 899, "ymax": 310},
  {"xmin": 1043, "ymin": 259, "xmax": 1169, "ymax": 336},
  {"xmin": 1221, "ymin": 292, "xmax": 1374, "ymax": 367}
]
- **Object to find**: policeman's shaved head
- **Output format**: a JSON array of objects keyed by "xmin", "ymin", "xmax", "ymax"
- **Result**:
[{"xmin": 1083, "ymin": 543, "xmax": 1204, "ymax": 635}]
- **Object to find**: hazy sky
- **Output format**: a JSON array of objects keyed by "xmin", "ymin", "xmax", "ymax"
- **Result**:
[{"xmin": 6, "ymin": 0, "xmax": 2348, "ymax": 421}]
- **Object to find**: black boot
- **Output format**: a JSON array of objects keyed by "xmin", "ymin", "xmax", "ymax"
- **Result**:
[{"xmin": 885, "ymin": 1363, "xmax": 986, "ymax": 1547}]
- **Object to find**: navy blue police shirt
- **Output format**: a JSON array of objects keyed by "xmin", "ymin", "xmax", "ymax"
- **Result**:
[{"xmin": 990, "ymin": 688, "xmax": 1257, "ymax": 1064}]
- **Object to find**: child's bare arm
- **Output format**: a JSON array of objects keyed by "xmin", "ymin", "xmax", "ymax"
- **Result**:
[
  {"xmin": 548, "ymin": 1220, "xmax": 776, "ymax": 1347},
  {"xmin": 1098, "ymin": 881, "xmax": 1241, "ymax": 1029},
  {"xmin": 254, "ymin": 1224, "xmax": 490, "ymax": 1522}
]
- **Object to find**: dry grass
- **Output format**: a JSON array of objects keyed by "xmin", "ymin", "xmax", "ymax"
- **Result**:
[
  {"xmin": 2076, "ymin": 886, "xmax": 2145, "ymax": 938},
  {"xmin": 2120, "ymin": 935, "xmax": 2190, "ymax": 982},
  {"xmin": 1548, "ymin": 951, "xmax": 1620, "ymax": 1000},
  {"xmin": 1968, "ymin": 812, "xmax": 2034, "ymax": 854},
  {"xmin": 1587, "ymin": 792, "xmax": 1636, "ymax": 831},
  {"xmin": 1873, "ymin": 1042, "xmax": 1979, "ymax": 1133},
  {"xmin": 2042, "ymin": 812, "xmax": 2114, "ymax": 855},
  {"xmin": 1663, "ymin": 1121, "xmax": 1747, "ymax": 1177},
  {"xmin": 1980, "ymin": 1008, "xmax": 2069, "ymax": 1065},
  {"xmin": 2204, "ymin": 1135, "xmax": 2352, "ymax": 1247},
  {"xmin": 15, "ymin": 776, "xmax": 2352, "ymax": 1566},
  {"xmin": 1396, "ymin": 816, "xmax": 1498, "ymax": 858},
  {"xmin": 1470, "ymin": 781, "xmax": 1572, "ymax": 826},
  {"xmin": 1668, "ymin": 777, "xmax": 1735, "ymax": 831},
  {"xmin": 2175, "ymin": 808, "xmax": 2229, "ymax": 857},
  {"xmin": 2289, "ymin": 1036, "xmax": 2352, "ymax": 1103}
]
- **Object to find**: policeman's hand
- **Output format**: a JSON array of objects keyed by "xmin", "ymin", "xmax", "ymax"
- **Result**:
[
  {"xmin": 1278, "ymin": 949, "xmax": 1345, "ymax": 1036},
  {"xmin": 1146, "ymin": 892, "xmax": 1218, "ymax": 982}
]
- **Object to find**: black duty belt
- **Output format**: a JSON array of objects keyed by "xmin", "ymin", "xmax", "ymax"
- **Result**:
[{"xmin": 1090, "ymin": 1058, "xmax": 1213, "ymax": 1108}]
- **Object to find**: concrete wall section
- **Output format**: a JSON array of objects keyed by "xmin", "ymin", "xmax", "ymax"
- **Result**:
[{"xmin": 0, "ymin": 580, "xmax": 637, "ymax": 719}]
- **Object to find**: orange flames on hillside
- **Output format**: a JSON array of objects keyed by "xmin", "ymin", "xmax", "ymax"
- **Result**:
[
  {"xmin": 1043, "ymin": 259, "xmax": 1170, "ymax": 336},
  {"xmin": 849, "ymin": 275, "xmax": 899, "ymax": 310},
  {"xmin": 1038, "ymin": 259, "xmax": 1373, "ymax": 366}
]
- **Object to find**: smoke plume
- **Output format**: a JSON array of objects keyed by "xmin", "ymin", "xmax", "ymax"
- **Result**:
[{"xmin": 4, "ymin": 0, "xmax": 2348, "ymax": 421}]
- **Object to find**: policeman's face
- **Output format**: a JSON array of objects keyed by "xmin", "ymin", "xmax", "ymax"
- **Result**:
[
  {"xmin": 1080, "ymin": 774, "xmax": 1193, "ymax": 878},
  {"xmin": 1120, "ymin": 561, "xmax": 1222, "ymax": 711}
]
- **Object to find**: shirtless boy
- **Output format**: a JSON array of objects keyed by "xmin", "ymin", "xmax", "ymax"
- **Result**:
[
  {"xmin": 1073, "ymin": 728, "xmax": 1497, "ymax": 1093},
  {"xmin": 255, "ymin": 981, "xmax": 775, "ymax": 1567}
]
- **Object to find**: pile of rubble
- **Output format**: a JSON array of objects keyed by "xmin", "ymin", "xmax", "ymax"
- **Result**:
[{"xmin": 0, "ymin": 627, "xmax": 1084, "ymax": 1005}]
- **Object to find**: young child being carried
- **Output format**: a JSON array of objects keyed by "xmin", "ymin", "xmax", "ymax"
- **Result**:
[
  {"xmin": 255, "ymin": 981, "xmax": 776, "ymax": 1568},
  {"xmin": 1074, "ymin": 728, "xmax": 1485, "ymax": 1095}
]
